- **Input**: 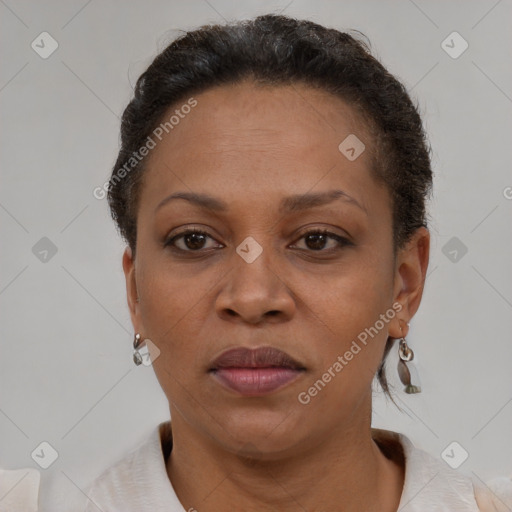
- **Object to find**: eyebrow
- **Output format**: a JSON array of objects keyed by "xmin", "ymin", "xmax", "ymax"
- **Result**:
[{"xmin": 155, "ymin": 189, "xmax": 367, "ymax": 215}]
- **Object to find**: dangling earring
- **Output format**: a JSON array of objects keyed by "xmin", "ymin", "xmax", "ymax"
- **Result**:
[
  {"xmin": 133, "ymin": 333, "xmax": 144, "ymax": 366},
  {"xmin": 397, "ymin": 321, "xmax": 421, "ymax": 394}
]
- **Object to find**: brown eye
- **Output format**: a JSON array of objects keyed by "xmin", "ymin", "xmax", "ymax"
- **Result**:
[
  {"xmin": 291, "ymin": 229, "xmax": 352, "ymax": 252},
  {"xmin": 165, "ymin": 229, "xmax": 221, "ymax": 252}
]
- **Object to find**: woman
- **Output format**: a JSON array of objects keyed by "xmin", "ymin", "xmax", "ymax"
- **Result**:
[{"xmin": 83, "ymin": 14, "xmax": 509, "ymax": 512}]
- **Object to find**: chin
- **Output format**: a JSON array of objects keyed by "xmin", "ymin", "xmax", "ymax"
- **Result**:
[{"xmin": 212, "ymin": 407, "xmax": 307, "ymax": 457}]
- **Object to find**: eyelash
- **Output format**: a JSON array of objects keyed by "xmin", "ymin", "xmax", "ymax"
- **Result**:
[{"xmin": 164, "ymin": 227, "xmax": 352, "ymax": 255}]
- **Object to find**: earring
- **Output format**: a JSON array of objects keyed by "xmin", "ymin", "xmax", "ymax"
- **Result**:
[
  {"xmin": 397, "ymin": 322, "xmax": 421, "ymax": 394},
  {"xmin": 133, "ymin": 333, "xmax": 144, "ymax": 366}
]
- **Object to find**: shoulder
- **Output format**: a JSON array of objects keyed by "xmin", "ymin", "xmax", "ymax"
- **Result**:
[
  {"xmin": 372, "ymin": 428, "xmax": 512, "ymax": 511},
  {"xmin": 82, "ymin": 421, "xmax": 181, "ymax": 512},
  {"xmin": 82, "ymin": 434, "xmax": 151, "ymax": 511},
  {"xmin": 473, "ymin": 474, "xmax": 512, "ymax": 512},
  {"xmin": 0, "ymin": 467, "xmax": 40, "ymax": 512}
]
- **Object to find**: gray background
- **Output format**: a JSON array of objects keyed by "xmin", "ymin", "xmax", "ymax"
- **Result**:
[{"xmin": 1, "ymin": 0, "xmax": 511, "ymax": 510}]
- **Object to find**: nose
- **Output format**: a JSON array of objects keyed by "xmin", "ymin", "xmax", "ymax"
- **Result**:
[{"xmin": 215, "ymin": 247, "xmax": 296, "ymax": 325}]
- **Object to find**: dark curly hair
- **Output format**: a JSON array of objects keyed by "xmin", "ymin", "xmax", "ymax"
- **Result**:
[{"xmin": 107, "ymin": 14, "xmax": 433, "ymax": 400}]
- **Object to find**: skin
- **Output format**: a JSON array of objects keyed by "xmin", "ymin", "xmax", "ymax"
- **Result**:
[{"xmin": 122, "ymin": 80, "xmax": 430, "ymax": 511}]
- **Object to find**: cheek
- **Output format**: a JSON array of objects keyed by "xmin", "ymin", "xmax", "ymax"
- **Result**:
[
  {"xmin": 136, "ymin": 265, "xmax": 212, "ymax": 380},
  {"xmin": 314, "ymin": 254, "xmax": 393, "ymax": 330},
  {"xmin": 139, "ymin": 254, "xmax": 214, "ymax": 330},
  {"xmin": 304, "ymin": 260, "xmax": 394, "ymax": 388}
]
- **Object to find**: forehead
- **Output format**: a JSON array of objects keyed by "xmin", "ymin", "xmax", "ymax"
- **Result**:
[{"xmin": 139, "ymin": 81, "xmax": 382, "ymax": 214}]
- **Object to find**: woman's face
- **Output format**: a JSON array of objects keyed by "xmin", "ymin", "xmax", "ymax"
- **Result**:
[{"xmin": 123, "ymin": 81, "xmax": 428, "ymax": 457}]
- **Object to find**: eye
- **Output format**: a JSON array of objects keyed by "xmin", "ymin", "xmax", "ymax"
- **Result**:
[
  {"xmin": 290, "ymin": 229, "xmax": 352, "ymax": 252},
  {"xmin": 164, "ymin": 228, "xmax": 222, "ymax": 252}
]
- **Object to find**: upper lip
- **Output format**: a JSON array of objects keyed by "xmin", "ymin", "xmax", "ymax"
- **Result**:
[{"xmin": 209, "ymin": 346, "xmax": 305, "ymax": 371}]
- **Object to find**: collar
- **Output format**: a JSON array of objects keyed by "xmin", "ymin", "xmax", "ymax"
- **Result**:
[{"xmin": 85, "ymin": 421, "xmax": 481, "ymax": 511}]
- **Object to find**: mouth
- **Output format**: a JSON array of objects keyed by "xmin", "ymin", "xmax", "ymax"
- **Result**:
[{"xmin": 208, "ymin": 346, "xmax": 306, "ymax": 396}]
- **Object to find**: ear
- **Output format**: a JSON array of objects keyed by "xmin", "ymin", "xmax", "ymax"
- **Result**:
[
  {"xmin": 122, "ymin": 246, "xmax": 142, "ymax": 334},
  {"xmin": 389, "ymin": 227, "xmax": 430, "ymax": 339}
]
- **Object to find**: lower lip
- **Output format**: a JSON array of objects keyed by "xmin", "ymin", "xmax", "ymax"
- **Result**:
[{"xmin": 210, "ymin": 367, "xmax": 304, "ymax": 396}]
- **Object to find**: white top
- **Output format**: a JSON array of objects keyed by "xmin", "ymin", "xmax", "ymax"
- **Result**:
[
  {"xmin": 0, "ymin": 468, "xmax": 40, "ymax": 512},
  {"xmin": 81, "ymin": 421, "xmax": 511, "ymax": 512}
]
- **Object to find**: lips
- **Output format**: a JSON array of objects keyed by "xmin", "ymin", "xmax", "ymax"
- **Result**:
[
  {"xmin": 209, "ymin": 346, "xmax": 306, "ymax": 396},
  {"xmin": 210, "ymin": 346, "xmax": 305, "ymax": 371}
]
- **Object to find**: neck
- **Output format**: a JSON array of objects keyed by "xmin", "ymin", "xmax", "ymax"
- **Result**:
[{"xmin": 165, "ymin": 400, "xmax": 404, "ymax": 512}]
